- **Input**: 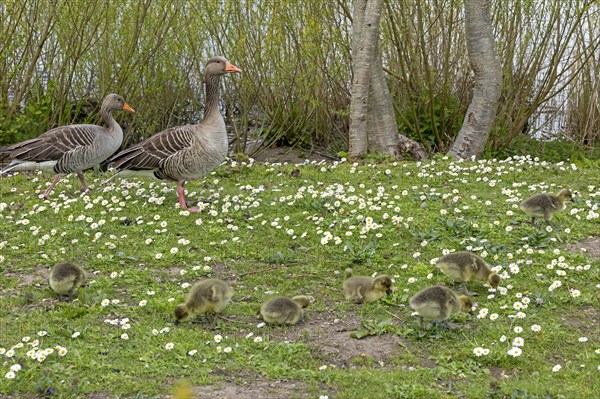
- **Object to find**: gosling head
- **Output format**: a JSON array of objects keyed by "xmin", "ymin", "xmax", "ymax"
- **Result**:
[
  {"xmin": 292, "ymin": 295, "xmax": 311, "ymax": 308},
  {"xmin": 557, "ymin": 188, "xmax": 573, "ymax": 203},
  {"xmin": 374, "ymin": 275, "xmax": 393, "ymax": 295},
  {"xmin": 174, "ymin": 304, "xmax": 189, "ymax": 325},
  {"xmin": 489, "ymin": 273, "xmax": 501, "ymax": 289},
  {"xmin": 458, "ymin": 295, "xmax": 475, "ymax": 315}
]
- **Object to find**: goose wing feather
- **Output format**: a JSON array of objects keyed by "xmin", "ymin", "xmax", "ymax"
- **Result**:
[
  {"xmin": 0, "ymin": 125, "xmax": 100, "ymax": 162},
  {"xmin": 108, "ymin": 125, "xmax": 195, "ymax": 170}
]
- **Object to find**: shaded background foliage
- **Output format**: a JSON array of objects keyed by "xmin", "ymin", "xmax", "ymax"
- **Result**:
[{"xmin": 0, "ymin": 0, "xmax": 598, "ymax": 158}]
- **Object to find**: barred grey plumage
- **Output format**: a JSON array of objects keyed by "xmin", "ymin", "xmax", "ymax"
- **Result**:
[
  {"xmin": 107, "ymin": 56, "xmax": 242, "ymax": 212},
  {"xmin": 0, "ymin": 94, "xmax": 135, "ymax": 199}
]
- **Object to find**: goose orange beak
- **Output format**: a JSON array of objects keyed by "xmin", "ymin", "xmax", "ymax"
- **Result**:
[
  {"xmin": 123, "ymin": 103, "xmax": 135, "ymax": 113},
  {"xmin": 225, "ymin": 62, "xmax": 242, "ymax": 73}
]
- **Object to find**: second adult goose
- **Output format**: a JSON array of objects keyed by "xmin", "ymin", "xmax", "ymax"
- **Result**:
[
  {"xmin": 107, "ymin": 56, "xmax": 242, "ymax": 212},
  {"xmin": 0, "ymin": 94, "xmax": 135, "ymax": 199}
]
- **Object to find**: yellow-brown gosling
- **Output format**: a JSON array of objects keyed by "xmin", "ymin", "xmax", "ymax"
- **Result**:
[
  {"xmin": 520, "ymin": 188, "xmax": 573, "ymax": 225},
  {"xmin": 436, "ymin": 251, "xmax": 500, "ymax": 296},
  {"xmin": 48, "ymin": 262, "xmax": 86, "ymax": 301},
  {"xmin": 260, "ymin": 295, "xmax": 311, "ymax": 325},
  {"xmin": 343, "ymin": 275, "xmax": 393, "ymax": 304},
  {"xmin": 174, "ymin": 278, "xmax": 233, "ymax": 326},
  {"xmin": 409, "ymin": 283, "xmax": 474, "ymax": 329}
]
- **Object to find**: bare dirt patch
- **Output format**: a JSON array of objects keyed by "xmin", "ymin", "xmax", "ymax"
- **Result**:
[
  {"xmin": 6, "ymin": 266, "xmax": 48, "ymax": 288},
  {"xmin": 564, "ymin": 237, "xmax": 600, "ymax": 259},
  {"xmin": 562, "ymin": 305, "xmax": 599, "ymax": 335},
  {"xmin": 265, "ymin": 308, "xmax": 402, "ymax": 368},
  {"xmin": 190, "ymin": 377, "xmax": 312, "ymax": 399}
]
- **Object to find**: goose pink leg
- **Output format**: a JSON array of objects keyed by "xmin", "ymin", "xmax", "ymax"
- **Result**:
[
  {"xmin": 43, "ymin": 175, "xmax": 62, "ymax": 199},
  {"xmin": 77, "ymin": 172, "xmax": 90, "ymax": 195},
  {"xmin": 176, "ymin": 183, "xmax": 200, "ymax": 212}
]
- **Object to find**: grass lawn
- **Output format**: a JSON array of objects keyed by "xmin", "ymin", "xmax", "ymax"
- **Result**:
[{"xmin": 0, "ymin": 155, "xmax": 598, "ymax": 398}]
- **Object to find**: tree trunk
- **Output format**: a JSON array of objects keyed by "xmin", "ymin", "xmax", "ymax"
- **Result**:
[
  {"xmin": 348, "ymin": 0, "xmax": 374, "ymax": 158},
  {"xmin": 448, "ymin": 0, "xmax": 502, "ymax": 159},
  {"xmin": 349, "ymin": 0, "xmax": 427, "ymax": 160},
  {"xmin": 366, "ymin": 51, "xmax": 399, "ymax": 155}
]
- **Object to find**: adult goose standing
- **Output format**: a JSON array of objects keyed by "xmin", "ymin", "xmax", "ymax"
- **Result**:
[
  {"xmin": 0, "ymin": 94, "xmax": 135, "ymax": 199},
  {"xmin": 107, "ymin": 56, "xmax": 242, "ymax": 212}
]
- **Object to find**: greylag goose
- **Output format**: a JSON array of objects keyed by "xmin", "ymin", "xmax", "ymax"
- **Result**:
[
  {"xmin": 343, "ymin": 274, "xmax": 393, "ymax": 304},
  {"xmin": 409, "ymin": 283, "xmax": 474, "ymax": 329},
  {"xmin": 520, "ymin": 188, "xmax": 573, "ymax": 225},
  {"xmin": 436, "ymin": 251, "xmax": 500, "ymax": 296},
  {"xmin": 260, "ymin": 295, "xmax": 311, "ymax": 325},
  {"xmin": 48, "ymin": 262, "xmax": 86, "ymax": 301},
  {"xmin": 0, "ymin": 94, "xmax": 135, "ymax": 199},
  {"xmin": 174, "ymin": 278, "xmax": 233, "ymax": 325},
  {"xmin": 107, "ymin": 56, "xmax": 242, "ymax": 212}
]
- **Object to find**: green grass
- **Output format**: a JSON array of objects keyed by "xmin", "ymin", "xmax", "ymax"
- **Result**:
[{"xmin": 0, "ymin": 155, "xmax": 598, "ymax": 398}]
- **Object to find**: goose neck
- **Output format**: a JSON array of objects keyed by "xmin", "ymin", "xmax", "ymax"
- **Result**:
[
  {"xmin": 203, "ymin": 74, "xmax": 221, "ymax": 120},
  {"xmin": 100, "ymin": 105, "xmax": 117, "ymax": 131}
]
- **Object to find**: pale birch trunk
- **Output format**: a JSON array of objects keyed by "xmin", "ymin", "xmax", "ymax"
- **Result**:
[
  {"xmin": 366, "ymin": 51, "xmax": 398, "ymax": 154},
  {"xmin": 448, "ymin": 0, "xmax": 502, "ymax": 159},
  {"xmin": 348, "ymin": 0, "xmax": 373, "ymax": 158},
  {"xmin": 349, "ymin": 0, "xmax": 427, "ymax": 160}
]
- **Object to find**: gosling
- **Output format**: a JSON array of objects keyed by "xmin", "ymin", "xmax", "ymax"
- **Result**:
[
  {"xmin": 409, "ymin": 283, "xmax": 474, "ymax": 329},
  {"xmin": 174, "ymin": 278, "xmax": 233, "ymax": 326},
  {"xmin": 343, "ymin": 275, "xmax": 393, "ymax": 304},
  {"xmin": 436, "ymin": 251, "xmax": 500, "ymax": 296},
  {"xmin": 48, "ymin": 262, "xmax": 86, "ymax": 301},
  {"xmin": 260, "ymin": 295, "xmax": 311, "ymax": 325},
  {"xmin": 520, "ymin": 188, "xmax": 573, "ymax": 225}
]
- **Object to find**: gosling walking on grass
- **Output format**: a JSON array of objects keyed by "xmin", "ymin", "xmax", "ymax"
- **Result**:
[
  {"xmin": 49, "ymin": 262, "xmax": 86, "ymax": 301},
  {"xmin": 520, "ymin": 188, "xmax": 573, "ymax": 225},
  {"xmin": 436, "ymin": 251, "xmax": 500, "ymax": 296},
  {"xmin": 260, "ymin": 295, "xmax": 311, "ymax": 325},
  {"xmin": 409, "ymin": 283, "xmax": 474, "ymax": 329},
  {"xmin": 174, "ymin": 278, "xmax": 233, "ymax": 325},
  {"xmin": 343, "ymin": 275, "xmax": 393, "ymax": 304}
]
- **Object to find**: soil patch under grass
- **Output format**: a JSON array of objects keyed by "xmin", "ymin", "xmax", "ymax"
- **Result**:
[
  {"xmin": 562, "ymin": 305, "xmax": 599, "ymax": 336},
  {"xmin": 564, "ymin": 237, "xmax": 600, "ymax": 260},
  {"xmin": 265, "ymin": 310, "xmax": 402, "ymax": 368},
  {"xmin": 191, "ymin": 376, "xmax": 312, "ymax": 399}
]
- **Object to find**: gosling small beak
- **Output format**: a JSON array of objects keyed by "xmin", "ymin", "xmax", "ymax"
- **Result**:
[
  {"xmin": 225, "ymin": 62, "xmax": 242, "ymax": 73},
  {"xmin": 386, "ymin": 289, "xmax": 393, "ymax": 295},
  {"xmin": 469, "ymin": 310, "xmax": 475, "ymax": 316},
  {"xmin": 123, "ymin": 103, "xmax": 136, "ymax": 113},
  {"xmin": 174, "ymin": 320, "xmax": 180, "ymax": 326}
]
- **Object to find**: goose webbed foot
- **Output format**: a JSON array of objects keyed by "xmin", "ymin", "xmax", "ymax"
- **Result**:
[
  {"xmin": 442, "ymin": 321, "xmax": 459, "ymax": 330},
  {"xmin": 460, "ymin": 283, "xmax": 478, "ymax": 296},
  {"xmin": 176, "ymin": 184, "xmax": 201, "ymax": 212},
  {"xmin": 57, "ymin": 295, "xmax": 72, "ymax": 302},
  {"xmin": 185, "ymin": 205, "xmax": 201, "ymax": 213}
]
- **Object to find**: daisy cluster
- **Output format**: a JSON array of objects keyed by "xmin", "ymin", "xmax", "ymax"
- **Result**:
[{"xmin": 1, "ymin": 332, "xmax": 67, "ymax": 379}]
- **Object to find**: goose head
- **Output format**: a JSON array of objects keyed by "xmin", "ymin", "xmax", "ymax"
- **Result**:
[
  {"xmin": 557, "ymin": 188, "xmax": 573, "ymax": 203},
  {"xmin": 174, "ymin": 304, "xmax": 189, "ymax": 325},
  {"xmin": 373, "ymin": 275, "xmax": 393, "ymax": 295},
  {"xmin": 488, "ymin": 273, "xmax": 501, "ymax": 289},
  {"xmin": 103, "ymin": 93, "xmax": 135, "ymax": 113},
  {"xmin": 204, "ymin": 56, "xmax": 242, "ymax": 76},
  {"xmin": 458, "ymin": 295, "xmax": 475, "ymax": 315}
]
